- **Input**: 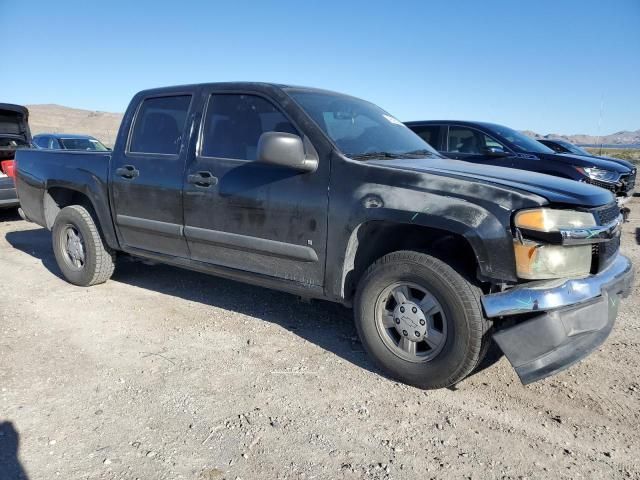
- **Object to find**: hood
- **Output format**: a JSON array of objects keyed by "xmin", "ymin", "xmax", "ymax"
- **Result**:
[
  {"xmin": 536, "ymin": 152, "xmax": 631, "ymax": 174},
  {"xmin": 0, "ymin": 103, "xmax": 31, "ymax": 143},
  {"xmin": 573, "ymin": 152, "xmax": 635, "ymax": 171},
  {"xmin": 367, "ymin": 157, "xmax": 614, "ymax": 207}
]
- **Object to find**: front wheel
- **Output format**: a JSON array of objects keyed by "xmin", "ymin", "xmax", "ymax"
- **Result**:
[
  {"xmin": 52, "ymin": 205, "xmax": 116, "ymax": 286},
  {"xmin": 354, "ymin": 251, "xmax": 490, "ymax": 389}
]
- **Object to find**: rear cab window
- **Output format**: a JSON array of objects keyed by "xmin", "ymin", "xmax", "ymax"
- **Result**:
[{"xmin": 128, "ymin": 95, "xmax": 192, "ymax": 155}]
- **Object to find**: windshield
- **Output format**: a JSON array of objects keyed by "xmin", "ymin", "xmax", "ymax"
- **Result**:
[
  {"xmin": 489, "ymin": 125, "xmax": 555, "ymax": 154},
  {"xmin": 558, "ymin": 140, "xmax": 590, "ymax": 156},
  {"xmin": 287, "ymin": 90, "xmax": 440, "ymax": 159},
  {"xmin": 60, "ymin": 137, "xmax": 109, "ymax": 151}
]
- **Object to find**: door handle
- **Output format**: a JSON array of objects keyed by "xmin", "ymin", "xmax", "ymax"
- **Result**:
[
  {"xmin": 116, "ymin": 165, "xmax": 139, "ymax": 179},
  {"xmin": 188, "ymin": 171, "xmax": 218, "ymax": 187}
]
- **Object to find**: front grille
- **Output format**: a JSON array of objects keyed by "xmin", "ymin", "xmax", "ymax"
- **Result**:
[
  {"xmin": 588, "ymin": 202, "xmax": 622, "ymax": 273},
  {"xmin": 584, "ymin": 177, "xmax": 617, "ymax": 193},
  {"xmin": 592, "ymin": 202, "xmax": 621, "ymax": 225},
  {"xmin": 592, "ymin": 233, "xmax": 621, "ymax": 272},
  {"xmin": 621, "ymin": 170, "xmax": 636, "ymax": 192}
]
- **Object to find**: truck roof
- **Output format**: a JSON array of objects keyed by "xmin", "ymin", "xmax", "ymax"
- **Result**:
[
  {"xmin": 134, "ymin": 82, "xmax": 358, "ymax": 100},
  {"xmin": 404, "ymin": 120, "xmax": 507, "ymax": 130}
]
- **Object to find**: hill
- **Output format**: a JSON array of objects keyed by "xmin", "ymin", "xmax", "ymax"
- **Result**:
[
  {"xmin": 25, "ymin": 104, "xmax": 639, "ymax": 148},
  {"xmin": 26, "ymin": 104, "xmax": 123, "ymax": 146},
  {"xmin": 522, "ymin": 129, "xmax": 640, "ymax": 146}
]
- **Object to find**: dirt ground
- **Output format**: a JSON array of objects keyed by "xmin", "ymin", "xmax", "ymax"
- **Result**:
[{"xmin": 1, "ymin": 199, "xmax": 639, "ymax": 480}]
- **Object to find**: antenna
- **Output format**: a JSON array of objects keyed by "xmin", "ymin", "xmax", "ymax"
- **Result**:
[{"xmin": 596, "ymin": 93, "xmax": 604, "ymax": 156}]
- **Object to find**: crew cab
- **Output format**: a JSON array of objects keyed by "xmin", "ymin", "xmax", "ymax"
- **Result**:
[
  {"xmin": 1, "ymin": 103, "xmax": 31, "ymax": 209},
  {"xmin": 406, "ymin": 121, "xmax": 636, "ymax": 203},
  {"xmin": 15, "ymin": 83, "xmax": 634, "ymax": 389}
]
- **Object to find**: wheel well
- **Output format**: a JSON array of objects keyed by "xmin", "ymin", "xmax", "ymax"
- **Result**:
[
  {"xmin": 341, "ymin": 221, "xmax": 480, "ymax": 302},
  {"xmin": 44, "ymin": 187, "xmax": 95, "ymax": 229}
]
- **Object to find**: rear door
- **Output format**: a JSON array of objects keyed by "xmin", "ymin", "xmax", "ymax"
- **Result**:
[
  {"xmin": 110, "ymin": 93, "xmax": 193, "ymax": 257},
  {"xmin": 444, "ymin": 125, "xmax": 515, "ymax": 167},
  {"xmin": 182, "ymin": 90, "xmax": 330, "ymax": 286}
]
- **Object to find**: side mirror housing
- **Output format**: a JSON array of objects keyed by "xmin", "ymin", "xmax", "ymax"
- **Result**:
[
  {"xmin": 257, "ymin": 132, "xmax": 318, "ymax": 172},
  {"xmin": 484, "ymin": 146, "xmax": 510, "ymax": 157}
]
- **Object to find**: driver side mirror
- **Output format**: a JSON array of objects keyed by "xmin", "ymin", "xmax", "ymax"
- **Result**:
[
  {"xmin": 257, "ymin": 132, "xmax": 318, "ymax": 173},
  {"xmin": 483, "ymin": 146, "xmax": 509, "ymax": 157}
]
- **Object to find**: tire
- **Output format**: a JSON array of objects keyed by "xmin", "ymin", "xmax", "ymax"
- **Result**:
[
  {"xmin": 52, "ymin": 205, "xmax": 116, "ymax": 286},
  {"xmin": 354, "ymin": 250, "xmax": 491, "ymax": 389}
]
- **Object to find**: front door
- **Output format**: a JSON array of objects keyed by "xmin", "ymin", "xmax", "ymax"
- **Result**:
[
  {"xmin": 110, "ymin": 93, "xmax": 193, "ymax": 257},
  {"xmin": 182, "ymin": 91, "xmax": 330, "ymax": 286}
]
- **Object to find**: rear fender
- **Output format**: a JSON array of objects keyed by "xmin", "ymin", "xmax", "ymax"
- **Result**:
[{"xmin": 45, "ymin": 174, "xmax": 119, "ymax": 250}]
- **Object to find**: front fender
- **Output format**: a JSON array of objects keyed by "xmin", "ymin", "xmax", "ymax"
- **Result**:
[{"xmin": 324, "ymin": 155, "xmax": 548, "ymax": 302}]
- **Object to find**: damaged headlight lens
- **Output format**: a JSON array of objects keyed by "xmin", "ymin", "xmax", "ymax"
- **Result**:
[
  {"xmin": 513, "ymin": 208, "xmax": 596, "ymax": 279},
  {"xmin": 515, "ymin": 208, "xmax": 596, "ymax": 232},
  {"xmin": 576, "ymin": 166, "xmax": 620, "ymax": 183},
  {"xmin": 513, "ymin": 240, "xmax": 592, "ymax": 279}
]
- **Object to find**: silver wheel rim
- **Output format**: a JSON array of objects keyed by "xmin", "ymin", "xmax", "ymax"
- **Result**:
[
  {"xmin": 61, "ymin": 224, "xmax": 86, "ymax": 270},
  {"xmin": 374, "ymin": 282, "xmax": 448, "ymax": 363}
]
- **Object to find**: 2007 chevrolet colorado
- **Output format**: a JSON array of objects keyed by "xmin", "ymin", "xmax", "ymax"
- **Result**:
[{"xmin": 15, "ymin": 83, "xmax": 634, "ymax": 389}]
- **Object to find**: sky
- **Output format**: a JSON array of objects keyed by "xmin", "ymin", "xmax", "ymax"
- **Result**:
[{"xmin": 1, "ymin": 0, "xmax": 638, "ymax": 135}]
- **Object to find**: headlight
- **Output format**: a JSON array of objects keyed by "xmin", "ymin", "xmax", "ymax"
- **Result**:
[
  {"xmin": 513, "ymin": 208, "xmax": 595, "ymax": 279},
  {"xmin": 515, "ymin": 208, "xmax": 596, "ymax": 232},
  {"xmin": 513, "ymin": 240, "xmax": 592, "ymax": 279},
  {"xmin": 576, "ymin": 166, "xmax": 620, "ymax": 183}
]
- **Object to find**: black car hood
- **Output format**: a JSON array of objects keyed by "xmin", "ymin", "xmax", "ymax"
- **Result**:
[
  {"xmin": 570, "ymin": 153, "xmax": 635, "ymax": 171},
  {"xmin": 536, "ymin": 152, "xmax": 631, "ymax": 173},
  {"xmin": 0, "ymin": 104, "xmax": 31, "ymax": 143},
  {"xmin": 367, "ymin": 157, "xmax": 614, "ymax": 207}
]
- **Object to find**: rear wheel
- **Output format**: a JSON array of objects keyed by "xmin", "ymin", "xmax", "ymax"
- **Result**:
[
  {"xmin": 354, "ymin": 250, "xmax": 490, "ymax": 389},
  {"xmin": 52, "ymin": 205, "xmax": 115, "ymax": 286}
]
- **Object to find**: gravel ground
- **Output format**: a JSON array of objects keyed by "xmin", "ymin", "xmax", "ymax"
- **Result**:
[{"xmin": 1, "ymin": 199, "xmax": 639, "ymax": 480}]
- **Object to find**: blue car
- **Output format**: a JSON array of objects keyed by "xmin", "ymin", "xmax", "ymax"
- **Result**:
[{"xmin": 33, "ymin": 133, "xmax": 110, "ymax": 151}]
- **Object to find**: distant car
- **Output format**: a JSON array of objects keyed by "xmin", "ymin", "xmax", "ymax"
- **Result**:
[
  {"xmin": 1, "ymin": 103, "xmax": 31, "ymax": 210},
  {"xmin": 537, "ymin": 138, "xmax": 636, "ymax": 171},
  {"xmin": 32, "ymin": 133, "xmax": 110, "ymax": 151},
  {"xmin": 405, "ymin": 120, "xmax": 636, "ymax": 202}
]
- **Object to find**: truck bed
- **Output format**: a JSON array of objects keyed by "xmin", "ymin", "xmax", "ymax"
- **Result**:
[{"xmin": 16, "ymin": 149, "xmax": 111, "ymax": 228}]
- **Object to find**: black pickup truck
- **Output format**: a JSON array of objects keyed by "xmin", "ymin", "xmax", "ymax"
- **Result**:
[{"xmin": 16, "ymin": 83, "xmax": 634, "ymax": 389}]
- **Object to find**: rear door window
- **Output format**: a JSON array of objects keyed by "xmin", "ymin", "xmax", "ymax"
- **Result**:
[
  {"xmin": 129, "ymin": 95, "xmax": 192, "ymax": 155},
  {"xmin": 201, "ymin": 94, "xmax": 298, "ymax": 161}
]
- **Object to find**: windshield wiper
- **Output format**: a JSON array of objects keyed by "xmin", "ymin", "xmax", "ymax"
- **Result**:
[
  {"xmin": 402, "ymin": 149, "xmax": 440, "ymax": 158},
  {"xmin": 347, "ymin": 151, "xmax": 406, "ymax": 160},
  {"xmin": 348, "ymin": 149, "xmax": 441, "ymax": 160}
]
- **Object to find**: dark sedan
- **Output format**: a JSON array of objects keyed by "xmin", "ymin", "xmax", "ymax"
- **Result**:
[
  {"xmin": 538, "ymin": 138, "xmax": 636, "ymax": 171},
  {"xmin": 405, "ymin": 120, "xmax": 635, "ymax": 203}
]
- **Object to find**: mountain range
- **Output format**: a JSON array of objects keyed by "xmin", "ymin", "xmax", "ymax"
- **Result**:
[
  {"xmin": 25, "ymin": 104, "xmax": 640, "ymax": 147},
  {"xmin": 521, "ymin": 129, "xmax": 640, "ymax": 146}
]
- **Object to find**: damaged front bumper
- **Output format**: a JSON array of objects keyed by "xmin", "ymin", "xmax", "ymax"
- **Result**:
[{"xmin": 481, "ymin": 254, "xmax": 634, "ymax": 384}]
